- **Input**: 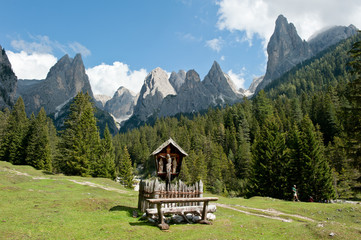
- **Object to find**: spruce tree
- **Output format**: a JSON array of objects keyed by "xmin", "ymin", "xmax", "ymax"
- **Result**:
[
  {"xmin": 346, "ymin": 33, "xmax": 361, "ymax": 175},
  {"xmin": 0, "ymin": 97, "xmax": 28, "ymax": 164},
  {"xmin": 47, "ymin": 118, "xmax": 59, "ymax": 172},
  {"xmin": 57, "ymin": 92, "xmax": 100, "ymax": 176},
  {"xmin": 94, "ymin": 125, "xmax": 116, "ymax": 179},
  {"xmin": 25, "ymin": 108, "xmax": 52, "ymax": 171},
  {"xmin": 250, "ymin": 115, "xmax": 290, "ymax": 199},
  {"xmin": 235, "ymin": 121, "xmax": 252, "ymax": 179},
  {"xmin": 298, "ymin": 115, "xmax": 335, "ymax": 201},
  {"xmin": 0, "ymin": 108, "xmax": 10, "ymax": 157},
  {"xmin": 116, "ymin": 146, "xmax": 133, "ymax": 188},
  {"xmin": 179, "ymin": 156, "xmax": 191, "ymax": 184}
]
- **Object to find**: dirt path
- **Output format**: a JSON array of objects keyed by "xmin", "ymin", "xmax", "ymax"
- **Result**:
[
  {"xmin": 1, "ymin": 167, "xmax": 127, "ymax": 193},
  {"xmin": 216, "ymin": 203, "xmax": 315, "ymax": 223}
]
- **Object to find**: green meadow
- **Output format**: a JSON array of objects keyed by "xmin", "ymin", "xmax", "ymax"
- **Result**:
[{"xmin": 1, "ymin": 161, "xmax": 360, "ymax": 240}]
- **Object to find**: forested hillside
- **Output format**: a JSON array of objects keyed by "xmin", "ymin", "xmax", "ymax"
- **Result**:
[
  {"xmin": 1, "ymin": 34, "xmax": 360, "ymax": 201},
  {"xmin": 114, "ymin": 33, "xmax": 361, "ymax": 200}
]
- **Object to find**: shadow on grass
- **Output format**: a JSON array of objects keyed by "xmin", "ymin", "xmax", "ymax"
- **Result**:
[
  {"xmin": 109, "ymin": 205, "xmax": 140, "ymax": 217},
  {"xmin": 110, "ymin": 205, "xmax": 154, "ymax": 227},
  {"xmin": 42, "ymin": 170, "xmax": 55, "ymax": 175},
  {"xmin": 129, "ymin": 221, "xmax": 154, "ymax": 227}
]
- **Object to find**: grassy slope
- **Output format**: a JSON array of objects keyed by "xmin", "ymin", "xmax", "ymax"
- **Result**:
[{"xmin": 0, "ymin": 161, "xmax": 360, "ymax": 240}]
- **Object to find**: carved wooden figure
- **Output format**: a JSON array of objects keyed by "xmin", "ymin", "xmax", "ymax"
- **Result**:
[{"xmin": 151, "ymin": 138, "xmax": 188, "ymax": 182}]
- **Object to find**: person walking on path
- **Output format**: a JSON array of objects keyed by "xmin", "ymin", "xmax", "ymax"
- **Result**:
[{"xmin": 292, "ymin": 185, "xmax": 300, "ymax": 202}]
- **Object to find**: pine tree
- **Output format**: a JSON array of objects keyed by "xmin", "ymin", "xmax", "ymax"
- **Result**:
[
  {"xmin": 253, "ymin": 90, "xmax": 274, "ymax": 124},
  {"xmin": 57, "ymin": 92, "xmax": 100, "ymax": 176},
  {"xmin": 250, "ymin": 115, "xmax": 290, "ymax": 199},
  {"xmin": 326, "ymin": 137, "xmax": 357, "ymax": 198},
  {"xmin": 346, "ymin": 33, "xmax": 361, "ymax": 175},
  {"xmin": 235, "ymin": 120, "xmax": 252, "ymax": 179},
  {"xmin": 47, "ymin": 118, "xmax": 59, "ymax": 173},
  {"xmin": 25, "ymin": 108, "xmax": 52, "ymax": 171},
  {"xmin": 116, "ymin": 146, "xmax": 133, "ymax": 188},
  {"xmin": 287, "ymin": 123, "xmax": 303, "ymax": 199},
  {"xmin": 94, "ymin": 125, "xmax": 116, "ymax": 178},
  {"xmin": 0, "ymin": 108, "xmax": 10, "ymax": 157},
  {"xmin": 179, "ymin": 156, "xmax": 191, "ymax": 184},
  {"xmin": 298, "ymin": 115, "xmax": 335, "ymax": 201},
  {"xmin": 0, "ymin": 97, "xmax": 28, "ymax": 164}
]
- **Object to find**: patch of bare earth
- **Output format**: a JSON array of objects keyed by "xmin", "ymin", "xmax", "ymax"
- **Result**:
[
  {"xmin": 216, "ymin": 203, "xmax": 315, "ymax": 223},
  {"xmin": 1, "ymin": 166, "xmax": 127, "ymax": 193}
]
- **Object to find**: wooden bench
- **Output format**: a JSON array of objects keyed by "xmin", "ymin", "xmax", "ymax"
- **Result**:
[{"xmin": 146, "ymin": 197, "xmax": 218, "ymax": 230}]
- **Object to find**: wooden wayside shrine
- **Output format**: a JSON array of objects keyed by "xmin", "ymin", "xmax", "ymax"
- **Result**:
[{"xmin": 138, "ymin": 138, "xmax": 218, "ymax": 230}]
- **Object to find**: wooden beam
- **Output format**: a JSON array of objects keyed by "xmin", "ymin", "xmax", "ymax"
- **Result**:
[
  {"xmin": 146, "ymin": 205, "xmax": 217, "ymax": 215},
  {"xmin": 146, "ymin": 197, "xmax": 218, "ymax": 204}
]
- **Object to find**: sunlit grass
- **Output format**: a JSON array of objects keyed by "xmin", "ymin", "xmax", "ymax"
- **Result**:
[{"xmin": 1, "ymin": 161, "xmax": 360, "ymax": 240}]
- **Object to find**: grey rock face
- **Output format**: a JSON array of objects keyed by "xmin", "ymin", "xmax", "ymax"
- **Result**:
[
  {"xmin": 0, "ymin": 46, "xmax": 17, "ymax": 109},
  {"xmin": 124, "ymin": 62, "xmax": 244, "ymax": 129},
  {"xmin": 256, "ymin": 15, "xmax": 358, "ymax": 92},
  {"xmin": 94, "ymin": 94, "xmax": 111, "ymax": 108},
  {"xmin": 257, "ymin": 15, "xmax": 312, "ymax": 91},
  {"xmin": 248, "ymin": 76, "xmax": 264, "ymax": 94},
  {"xmin": 18, "ymin": 54, "xmax": 94, "ymax": 115},
  {"xmin": 159, "ymin": 62, "xmax": 243, "ymax": 118},
  {"xmin": 104, "ymin": 86, "xmax": 136, "ymax": 123},
  {"xmin": 133, "ymin": 67, "xmax": 176, "ymax": 122},
  {"xmin": 169, "ymin": 70, "xmax": 186, "ymax": 93},
  {"xmin": 203, "ymin": 61, "xmax": 242, "ymax": 105},
  {"xmin": 309, "ymin": 25, "xmax": 358, "ymax": 54},
  {"xmin": 159, "ymin": 69, "xmax": 211, "ymax": 117}
]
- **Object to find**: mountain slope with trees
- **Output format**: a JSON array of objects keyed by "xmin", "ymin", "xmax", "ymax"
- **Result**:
[{"xmin": 0, "ymin": 33, "xmax": 360, "ymax": 200}]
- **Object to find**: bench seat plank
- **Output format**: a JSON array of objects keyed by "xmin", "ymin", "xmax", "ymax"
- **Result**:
[
  {"xmin": 146, "ymin": 205, "xmax": 217, "ymax": 215},
  {"xmin": 146, "ymin": 197, "xmax": 218, "ymax": 204}
]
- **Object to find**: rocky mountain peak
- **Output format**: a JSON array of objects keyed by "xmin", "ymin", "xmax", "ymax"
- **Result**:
[
  {"xmin": 256, "ymin": 15, "xmax": 358, "ymax": 92},
  {"xmin": 308, "ymin": 25, "xmax": 358, "ymax": 53},
  {"xmin": 104, "ymin": 86, "xmax": 136, "ymax": 123},
  {"xmin": 114, "ymin": 86, "xmax": 135, "ymax": 97},
  {"xmin": 142, "ymin": 67, "xmax": 176, "ymax": 99},
  {"xmin": 256, "ymin": 15, "xmax": 312, "ymax": 91},
  {"xmin": 18, "ymin": 53, "xmax": 94, "ymax": 115},
  {"xmin": 182, "ymin": 69, "xmax": 201, "ymax": 89},
  {"xmin": 169, "ymin": 70, "xmax": 186, "ymax": 93},
  {"xmin": 133, "ymin": 67, "xmax": 176, "ymax": 122},
  {"xmin": 0, "ymin": 45, "xmax": 17, "ymax": 109},
  {"xmin": 203, "ymin": 61, "xmax": 240, "ymax": 100}
]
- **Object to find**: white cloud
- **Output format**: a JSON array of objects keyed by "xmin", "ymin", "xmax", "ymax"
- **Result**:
[
  {"xmin": 69, "ymin": 42, "xmax": 91, "ymax": 57},
  {"xmin": 220, "ymin": 55, "xmax": 225, "ymax": 61},
  {"xmin": 206, "ymin": 37, "xmax": 223, "ymax": 52},
  {"xmin": 10, "ymin": 34, "xmax": 90, "ymax": 57},
  {"xmin": 217, "ymin": 0, "xmax": 361, "ymax": 44},
  {"xmin": 227, "ymin": 69, "xmax": 246, "ymax": 89},
  {"xmin": 177, "ymin": 32, "xmax": 203, "ymax": 42},
  {"xmin": 86, "ymin": 62, "xmax": 147, "ymax": 97},
  {"xmin": 6, "ymin": 50, "xmax": 57, "ymax": 79}
]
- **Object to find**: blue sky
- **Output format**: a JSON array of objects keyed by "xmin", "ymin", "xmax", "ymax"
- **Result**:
[{"xmin": 2, "ymin": 0, "xmax": 361, "ymax": 97}]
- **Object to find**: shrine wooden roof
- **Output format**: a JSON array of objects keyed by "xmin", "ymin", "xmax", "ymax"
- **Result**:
[{"xmin": 151, "ymin": 138, "xmax": 188, "ymax": 156}]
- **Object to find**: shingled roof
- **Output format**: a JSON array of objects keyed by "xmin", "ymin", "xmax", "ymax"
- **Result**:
[{"xmin": 151, "ymin": 138, "xmax": 188, "ymax": 156}]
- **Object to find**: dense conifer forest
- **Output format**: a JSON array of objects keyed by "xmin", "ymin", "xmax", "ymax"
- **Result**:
[{"xmin": 1, "ymin": 34, "xmax": 361, "ymax": 201}]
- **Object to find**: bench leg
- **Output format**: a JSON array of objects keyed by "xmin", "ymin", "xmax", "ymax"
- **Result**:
[
  {"xmin": 157, "ymin": 203, "xmax": 169, "ymax": 230},
  {"xmin": 199, "ymin": 201, "xmax": 212, "ymax": 225}
]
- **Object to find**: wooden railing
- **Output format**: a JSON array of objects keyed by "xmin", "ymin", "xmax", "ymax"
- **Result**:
[{"xmin": 138, "ymin": 179, "xmax": 203, "ymax": 212}]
